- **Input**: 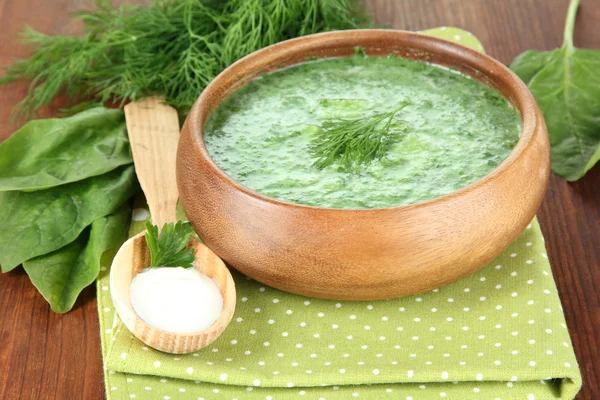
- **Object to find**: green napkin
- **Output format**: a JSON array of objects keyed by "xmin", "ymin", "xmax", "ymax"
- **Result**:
[{"xmin": 98, "ymin": 28, "xmax": 581, "ymax": 400}]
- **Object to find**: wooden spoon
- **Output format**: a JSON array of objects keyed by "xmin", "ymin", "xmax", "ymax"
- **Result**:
[{"xmin": 110, "ymin": 97, "xmax": 236, "ymax": 354}]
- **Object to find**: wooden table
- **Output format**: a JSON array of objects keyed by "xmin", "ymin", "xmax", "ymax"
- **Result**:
[{"xmin": 0, "ymin": 0, "xmax": 598, "ymax": 398}]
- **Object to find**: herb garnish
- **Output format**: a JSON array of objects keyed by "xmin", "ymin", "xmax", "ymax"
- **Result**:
[
  {"xmin": 310, "ymin": 101, "xmax": 411, "ymax": 172},
  {"xmin": 145, "ymin": 220, "xmax": 196, "ymax": 268},
  {"xmin": 510, "ymin": 0, "xmax": 600, "ymax": 181}
]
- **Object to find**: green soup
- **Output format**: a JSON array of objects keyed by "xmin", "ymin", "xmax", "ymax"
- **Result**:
[{"xmin": 204, "ymin": 54, "xmax": 521, "ymax": 209}]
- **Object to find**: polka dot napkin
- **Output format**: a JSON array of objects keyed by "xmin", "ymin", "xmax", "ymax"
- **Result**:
[{"xmin": 98, "ymin": 29, "xmax": 581, "ymax": 400}]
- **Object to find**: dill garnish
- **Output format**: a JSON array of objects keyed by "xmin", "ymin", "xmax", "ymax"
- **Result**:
[{"xmin": 310, "ymin": 101, "xmax": 411, "ymax": 172}]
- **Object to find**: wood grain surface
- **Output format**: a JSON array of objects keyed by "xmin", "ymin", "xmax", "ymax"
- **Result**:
[{"xmin": 0, "ymin": 0, "xmax": 598, "ymax": 398}]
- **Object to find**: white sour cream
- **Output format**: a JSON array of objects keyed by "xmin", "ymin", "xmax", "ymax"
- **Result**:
[{"xmin": 130, "ymin": 267, "xmax": 223, "ymax": 333}]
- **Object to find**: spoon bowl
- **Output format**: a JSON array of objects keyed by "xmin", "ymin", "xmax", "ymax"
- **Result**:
[{"xmin": 110, "ymin": 232, "xmax": 236, "ymax": 354}]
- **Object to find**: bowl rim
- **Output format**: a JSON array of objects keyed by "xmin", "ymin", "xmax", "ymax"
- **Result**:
[{"xmin": 184, "ymin": 29, "xmax": 540, "ymax": 213}]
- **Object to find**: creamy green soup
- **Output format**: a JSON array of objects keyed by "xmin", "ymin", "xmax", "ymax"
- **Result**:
[{"xmin": 204, "ymin": 54, "xmax": 521, "ymax": 209}]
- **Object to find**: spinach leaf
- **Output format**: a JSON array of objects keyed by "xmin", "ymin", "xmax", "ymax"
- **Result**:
[
  {"xmin": 23, "ymin": 205, "xmax": 130, "ymax": 313},
  {"xmin": 510, "ymin": 0, "xmax": 600, "ymax": 181},
  {"xmin": 0, "ymin": 165, "xmax": 138, "ymax": 272},
  {"xmin": 0, "ymin": 107, "xmax": 131, "ymax": 191}
]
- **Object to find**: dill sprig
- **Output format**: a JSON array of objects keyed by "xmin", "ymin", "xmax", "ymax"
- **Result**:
[
  {"xmin": 310, "ymin": 101, "xmax": 411, "ymax": 172},
  {"xmin": 1, "ymin": 0, "xmax": 370, "ymax": 121}
]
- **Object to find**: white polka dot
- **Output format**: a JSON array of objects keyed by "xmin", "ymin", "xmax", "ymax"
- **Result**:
[
  {"xmin": 286, "ymin": 310, "xmax": 293, "ymax": 315},
  {"xmin": 399, "ymin": 307, "xmax": 405, "ymax": 312},
  {"xmin": 474, "ymin": 388, "xmax": 480, "ymax": 393},
  {"xmin": 547, "ymin": 350, "xmax": 553, "ymax": 355},
  {"xmin": 530, "ymin": 339, "xmax": 536, "ymax": 344},
  {"xmin": 526, "ymin": 260, "xmax": 533, "ymax": 264},
  {"xmin": 313, "ymin": 334, "xmax": 319, "ymax": 338},
  {"xmin": 546, "ymin": 329, "xmax": 553, "ymax": 334},
  {"xmin": 397, "ymin": 327, "xmax": 404, "ymax": 331},
  {"xmin": 480, "ymin": 296, "xmax": 486, "ymax": 301},
  {"xmin": 440, "ymin": 392, "xmax": 447, "ymax": 397},
  {"xmin": 179, "ymin": 389, "xmax": 185, "ymax": 393},
  {"xmin": 268, "ymin": 319, "xmax": 274, "ymax": 324},
  {"xmin": 364, "ymin": 325, "xmax": 371, "ymax": 330},
  {"xmin": 361, "ymin": 345, "xmax": 367, "ymax": 349},
  {"xmin": 253, "ymin": 379, "xmax": 260, "ymax": 386},
  {"xmin": 464, "ymin": 288, "xmax": 470, "ymax": 292},
  {"xmin": 448, "ymin": 298, "xmax": 454, "ymax": 303},
  {"xmin": 476, "ymin": 373, "xmax": 483, "ymax": 380},
  {"xmin": 530, "ymin": 361, "xmax": 536, "ymax": 367},
  {"xmin": 463, "ymin": 308, "xmax": 470, "ymax": 312},
  {"xmin": 479, "ymin": 316, "xmax": 486, "ymax": 320},
  {"xmin": 495, "ymin": 284, "xmax": 502, "ymax": 289},
  {"xmin": 296, "ymin": 344, "xmax": 302, "ymax": 348},
  {"xmin": 480, "ymin": 277, "xmax": 486, "ymax": 282},
  {"xmin": 350, "ymin": 315, "xmax": 356, "ymax": 320},
  {"xmin": 339, "ymin": 369, "xmax": 346, "ymax": 374},
  {"xmin": 382, "ymin": 316, "xmax": 388, "ymax": 321},
  {"xmin": 495, "ymin": 343, "xmax": 502, "ymax": 347},
  {"xmin": 219, "ymin": 373, "xmax": 227, "ymax": 381},
  {"xmin": 414, "ymin": 318, "xmax": 421, "ymax": 322},
  {"xmin": 367, "ymin": 305, "xmax": 373, "ymax": 310},
  {"xmin": 441, "ymin": 371, "xmax": 448, "ymax": 379},
  {"xmin": 446, "ymin": 336, "xmax": 452, "ymax": 341},
  {"xmin": 478, "ymin": 335, "xmax": 485, "ymax": 339},
  {"xmin": 494, "ymin": 360, "xmax": 501, "ymax": 365},
  {"xmin": 528, "ymin": 300, "xmax": 535, "ymax": 305},
  {"xmin": 545, "ymin": 308, "xmax": 552, "ymax": 313},
  {"xmin": 461, "ymin": 345, "xmax": 468, "ymax": 349},
  {"xmin": 235, "ymin": 317, "xmax": 243, "ymax": 322},
  {"xmin": 282, "ymin": 332, "xmax": 288, "ymax": 337},
  {"xmin": 186, "ymin": 367, "xmax": 193, "ymax": 375},
  {"xmin": 431, "ymin": 308, "xmax": 437, "ymax": 312},
  {"xmin": 272, "ymin": 298, "xmax": 279, "ymax": 303},
  {"xmin": 430, "ymin": 327, "xmax": 436, "ymax": 331},
  {"xmin": 231, "ymin": 340, "xmax": 238, "ymax": 344},
  {"xmin": 407, "ymin": 370, "xmax": 414, "ymax": 378},
  {"xmin": 111, "ymin": 387, "xmax": 117, "ymax": 391},
  {"xmin": 565, "ymin": 362, "xmax": 571, "ymax": 367},
  {"xmin": 245, "ymin": 350, "xmax": 251, "ymax": 355},
  {"xmin": 496, "ymin": 305, "xmax": 503, "ymax": 310},
  {"xmin": 121, "ymin": 353, "xmax": 127, "ymax": 360},
  {"xmin": 412, "ymin": 336, "xmax": 419, "ymax": 340},
  {"xmin": 318, "ymin": 313, "xmax": 324, "ymax": 317},
  {"xmin": 329, "ymin": 344, "xmax": 335, "ymax": 349},
  {"xmin": 259, "ymin": 287, "xmax": 265, "ymax": 292},
  {"xmin": 132, "ymin": 208, "xmax": 150, "ymax": 221},
  {"xmin": 127, "ymin": 378, "xmax": 133, "ymax": 383},
  {"xmin": 512, "ymin": 331, "xmax": 519, "ymax": 336},
  {"xmin": 373, "ymin": 369, "xmax": 380, "ymax": 375},
  {"xmin": 379, "ymin": 336, "xmax": 386, "ymax": 341},
  {"xmin": 305, "ymin": 370, "xmax": 312, "ymax": 374},
  {"xmin": 416, "ymin": 297, "xmax": 422, "ymax": 302},
  {"xmin": 254, "ymin": 308, "xmax": 261, "ymax": 313},
  {"xmin": 331, "ymin": 324, "xmax": 337, "ymax": 329},
  {"xmin": 250, "ymin": 330, "xmax": 256, "ymax": 334},
  {"xmin": 410, "ymin": 354, "xmax": 416, "ymax": 358},
  {"xmin": 528, "ymin": 395, "xmax": 535, "ymax": 400},
  {"xmin": 129, "ymin": 395, "xmax": 136, "ymax": 398}
]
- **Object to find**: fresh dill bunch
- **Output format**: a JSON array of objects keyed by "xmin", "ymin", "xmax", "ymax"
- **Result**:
[
  {"xmin": 310, "ymin": 101, "xmax": 412, "ymax": 172},
  {"xmin": 1, "ymin": 0, "xmax": 371, "ymax": 121}
]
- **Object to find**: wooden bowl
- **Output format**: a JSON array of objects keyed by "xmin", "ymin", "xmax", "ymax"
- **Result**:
[
  {"xmin": 110, "ymin": 233, "xmax": 236, "ymax": 353},
  {"xmin": 177, "ymin": 29, "xmax": 550, "ymax": 300}
]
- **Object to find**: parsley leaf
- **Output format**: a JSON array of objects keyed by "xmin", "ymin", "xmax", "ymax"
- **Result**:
[{"xmin": 144, "ymin": 220, "xmax": 195, "ymax": 268}]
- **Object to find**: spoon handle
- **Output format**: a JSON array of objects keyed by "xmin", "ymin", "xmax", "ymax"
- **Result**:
[{"xmin": 125, "ymin": 97, "xmax": 180, "ymax": 227}]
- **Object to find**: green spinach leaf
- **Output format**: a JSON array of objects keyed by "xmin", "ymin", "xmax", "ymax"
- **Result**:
[
  {"xmin": 0, "ymin": 107, "xmax": 131, "ymax": 191},
  {"xmin": 0, "ymin": 165, "xmax": 138, "ymax": 272},
  {"xmin": 510, "ymin": 0, "xmax": 600, "ymax": 181},
  {"xmin": 22, "ymin": 205, "xmax": 130, "ymax": 313}
]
